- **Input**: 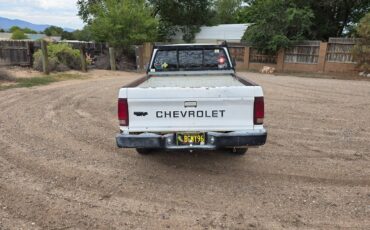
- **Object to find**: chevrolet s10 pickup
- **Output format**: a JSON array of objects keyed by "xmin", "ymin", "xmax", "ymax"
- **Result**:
[{"xmin": 116, "ymin": 43, "xmax": 267, "ymax": 154}]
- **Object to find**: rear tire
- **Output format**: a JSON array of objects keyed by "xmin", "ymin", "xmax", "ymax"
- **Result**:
[
  {"xmin": 136, "ymin": 148, "xmax": 155, "ymax": 155},
  {"xmin": 228, "ymin": 147, "xmax": 248, "ymax": 155}
]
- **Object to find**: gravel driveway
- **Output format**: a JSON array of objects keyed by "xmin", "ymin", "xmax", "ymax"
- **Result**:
[{"xmin": 0, "ymin": 71, "xmax": 369, "ymax": 229}]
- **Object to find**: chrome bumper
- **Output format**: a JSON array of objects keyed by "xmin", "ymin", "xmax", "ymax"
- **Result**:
[{"xmin": 116, "ymin": 130, "xmax": 267, "ymax": 150}]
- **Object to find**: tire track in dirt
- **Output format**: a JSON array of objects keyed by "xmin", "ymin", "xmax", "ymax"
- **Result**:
[{"xmin": 1, "ymin": 71, "xmax": 370, "ymax": 229}]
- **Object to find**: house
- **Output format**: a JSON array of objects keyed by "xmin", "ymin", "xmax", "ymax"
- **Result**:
[
  {"xmin": 171, "ymin": 24, "xmax": 249, "ymax": 43},
  {"xmin": 0, "ymin": 32, "xmax": 61, "ymax": 41}
]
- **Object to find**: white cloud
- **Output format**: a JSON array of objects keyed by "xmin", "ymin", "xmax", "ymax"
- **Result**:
[
  {"xmin": 0, "ymin": 0, "xmax": 77, "ymax": 10},
  {"xmin": 0, "ymin": 0, "xmax": 84, "ymax": 29},
  {"xmin": 35, "ymin": 0, "xmax": 77, "ymax": 10}
]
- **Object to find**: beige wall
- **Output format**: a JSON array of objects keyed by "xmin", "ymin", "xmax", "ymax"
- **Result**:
[{"xmin": 324, "ymin": 62, "xmax": 357, "ymax": 73}]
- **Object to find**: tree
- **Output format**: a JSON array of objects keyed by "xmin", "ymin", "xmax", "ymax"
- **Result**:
[
  {"xmin": 301, "ymin": 0, "xmax": 370, "ymax": 40},
  {"xmin": 8, "ymin": 26, "xmax": 37, "ymax": 34},
  {"xmin": 0, "ymin": 28, "xmax": 4, "ymax": 32},
  {"xmin": 79, "ymin": 0, "xmax": 157, "ymax": 47},
  {"xmin": 214, "ymin": 0, "xmax": 243, "ymax": 24},
  {"xmin": 44, "ymin": 26, "xmax": 64, "ymax": 36},
  {"xmin": 149, "ymin": 0, "xmax": 214, "ymax": 42},
  {"xmin": 9, "ymin": 26, "xmax": 21, "ymax": 33},
  {"xmin": 22, "ymin": 28, "xmax": 37, "ymax": 34},
  {"xmin": 353, "ymin": 13, "xmax": 370, "ymax": 72},
  {"xmin": 78, "ymin": 0, "xmax": 217, "ymax": 43},
  {"xmin": 61, "ymin": 31, "xmax": 74, "ymax": 40},
  {"xmin": 77, "ymin": 0, "xmax": 101, "ymax": 23},
  {"xmin": 11, "ymin": 30, "xmax": 28, "ymax": 40},
  {"xmin": 240, "ymin": 0, "xmax": 370, "ymax": 41},
  {"xmin": 241, "ymin": 0, "xmax": 313, "ymax": 53},
  {"xmin": 73, "ymin": 26, "xmax": 93, "ymax": 41}
]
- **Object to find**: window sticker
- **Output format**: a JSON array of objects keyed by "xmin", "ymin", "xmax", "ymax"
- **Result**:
[
  {"xmin": 150, "ymin": 68, "xmax": 156, "ymax": 72},
  {"xmin": 214, "ymin": 49, "xmax": 220, "ymax": 53},
  {"xmin": 162, "ymin": 62, "xmax": 169, "ymax": 69},
  {"xmin": 154, "ymin": 62, "xmax": 162, "ymax": 70}
]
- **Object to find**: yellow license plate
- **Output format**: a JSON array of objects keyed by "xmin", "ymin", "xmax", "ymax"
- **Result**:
[{"xmin": 176, "ymin": 133, "xmax": 206, "ymax": 145}]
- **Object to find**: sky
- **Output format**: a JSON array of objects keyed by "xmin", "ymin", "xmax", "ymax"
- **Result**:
[{"xmin": 0, "ymin": 0, "xmax": 84, "ymax": 29}]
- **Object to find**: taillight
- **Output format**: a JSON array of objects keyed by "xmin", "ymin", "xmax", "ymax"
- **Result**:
[
  {"xmin": 118, "ymin": 98, "xmax": 129, "ymax": 126},
  {"xmin": 254, "ymin": 97, "xmax": 264, "ymax": 125},
  {"xmin": 218, "ymin": 56, "xmax": 226, "ymax": 64}
]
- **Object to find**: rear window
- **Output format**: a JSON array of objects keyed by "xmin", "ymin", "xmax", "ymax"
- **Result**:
[{"xmin": 151, "ymin": 48, "xmax": 231, "ymax": 72}]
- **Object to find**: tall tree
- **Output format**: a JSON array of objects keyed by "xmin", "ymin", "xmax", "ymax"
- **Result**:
[
  {"xmin": 9, "ymin": 26, "xmax": 22, "ymax": 33},
  {"xmin": 77, "ymin": 0, "xmax": 101, "ymax": 23},
  {"xmin": 241, "ymin": 0, "xmax": 370, "ymax": 40},
  {"xmin": 44, "ymin": 26, "xmax": 64, "ymax": 36},
  {"xmin": 72, "ymin": 26, "xmax": 94, "ymax": 41},
  {"xmin": 149, "ymin": 0, "xmax": 214, "ymax": 42},
  {"xmin": 303, "ymin": 0, "xmax": 370, "ymax": 39},
  {"xmin": 214, "ymin": 0, "xmax": 243, "ymax": 24},
  {"xmin": 78, "ymin": 0, "xmax": 157, "ymax": 47},
  {"xmin": 8, "ymin": 26, "xmax": 37, "ymax": 34},
  {"xmin": 241, "ymin": 0, "xmax": 313, "ymax": 53}
]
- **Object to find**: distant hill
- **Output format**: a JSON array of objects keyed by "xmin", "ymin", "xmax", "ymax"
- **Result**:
[{"xmin": 0, "ymin": 17, "xmax": 74, "ymax": 32}]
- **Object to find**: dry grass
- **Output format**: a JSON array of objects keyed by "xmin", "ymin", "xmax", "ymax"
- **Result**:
[
  {"xmin": 0, "ymin": 73, "xmax": 85, "ymax": 90},
  {"xmin": 0, "ymin": 68, "xmax": 16, "ymax": 82}
]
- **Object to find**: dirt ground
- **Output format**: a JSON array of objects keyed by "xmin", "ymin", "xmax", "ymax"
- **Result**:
[{"xmin": 0, "ymin": 70, "xmax": 369, "ymax": 229}]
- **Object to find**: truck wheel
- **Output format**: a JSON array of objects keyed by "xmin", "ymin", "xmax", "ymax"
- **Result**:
[
  {"xmin": 228, "ymin": 147, "xmax": 248, "ymax": 155},
  {"xmin": 136, "ymin": 148, "xmax": 154, "ymax": 155}
]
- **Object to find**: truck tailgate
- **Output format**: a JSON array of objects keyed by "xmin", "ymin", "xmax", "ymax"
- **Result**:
[{"xmin": 120, "ymin": 84, "xmax": 263, "ymax": 132}]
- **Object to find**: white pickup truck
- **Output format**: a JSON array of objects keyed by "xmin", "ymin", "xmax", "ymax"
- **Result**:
[{"xmin": 116, "ymin": 43, "xmax": 267, "ymax": 154}]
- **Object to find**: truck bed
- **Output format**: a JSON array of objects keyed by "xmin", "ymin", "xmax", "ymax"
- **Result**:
[{"xmin": 138, "ymin": 75, "xmax": 246, "ymax": 88}]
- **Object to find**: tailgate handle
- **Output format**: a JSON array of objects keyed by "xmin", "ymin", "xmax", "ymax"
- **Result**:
[{"xmin": 184, "ymin": 101, "xmax": 197, "ymax": 108}]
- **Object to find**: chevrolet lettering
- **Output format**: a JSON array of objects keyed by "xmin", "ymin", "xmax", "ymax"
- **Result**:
[{"xmin": 156, "ymin": 110, "xmax": 226, "ymax": 118}]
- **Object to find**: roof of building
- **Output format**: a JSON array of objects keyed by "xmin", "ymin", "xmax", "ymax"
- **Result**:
[
  {"xmin": 0, "ymin": 32, "xmax": 11, "ymax": 40},
  {"xmin": 0, "ymin": 32, "xmax": 61, "ymax": 41},
  {"xmin": 172, "ymin": 24, "xmax": 249, "ymax": 42}
]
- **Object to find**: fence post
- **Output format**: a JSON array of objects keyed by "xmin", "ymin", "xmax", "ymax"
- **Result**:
[
  {"xmin": 27, "ymin": 42, "xmax": 34, "ymax": 67},
  {"xmin": 244, "ymin": 47, "xmax": 250, "ymax": 70},
  {"xmin": 109, "ymin": 47, "xmax": 116, "ymax": 71},
  {"xmin": 80, "ymin": 45, "xmax": 87, "ymax": 72},
  {"xmin": 317, "ymin": 42, "xmax": 328, "ymax": 73},
  {"xmin": 40, "ymin": 40, "xmax": 49, "ymax": 75},
  {"xmin": 143, "ymin": 43, "xmax": 153, "ymax": 70},
  {"xmin": 276, "ymin": 49, "xmax": 285, "ymax": 72}
]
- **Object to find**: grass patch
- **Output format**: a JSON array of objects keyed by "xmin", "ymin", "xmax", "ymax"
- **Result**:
[{"xmin": 0, "ymin": 73, "xmax": 85, "ymax": 91}]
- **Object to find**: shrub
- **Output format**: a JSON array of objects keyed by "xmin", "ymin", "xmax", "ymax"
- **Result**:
[
  {"xmin": 11, "ymin": 29, "xmax": 28, "ymax": 40},
  {"xmin": 353, "ymin": 13, "xmax": 370, "ymax": 73},
  {"xmin": 33, "ymin": 43, "xmax": 81, "ymax": 72}
]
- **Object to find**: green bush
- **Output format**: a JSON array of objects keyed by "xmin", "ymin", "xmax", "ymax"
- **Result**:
[
  {"xmin": 11, "ymin": 29, "xmax": 28, "ymax": 40},
  {"xmin": 33, "ymin": 43, "xmax": 81, "ymax": 72}
]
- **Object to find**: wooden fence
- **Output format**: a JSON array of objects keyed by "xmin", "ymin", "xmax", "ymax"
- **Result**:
[
  {"xmin": 0, "ymin": 40, "xmax": 105, "ymax": 67},
  {"xmin": 228, "ymin": 45, "xmax": 245, "ymax": 62},
  {"xmin": 249, "ymin": 48, "xmax": 277, "ymax": 64},
  {"xmin": 226, "ymin": 37, "xmax": 359, "ymax": 73},
  {"xmin": 284, "ymin": 41, "xmax": 320, "ymax": 64},
  {"xmin": 0, "ymin": 41, "xmax": 32, "ymax": 66},
  {"xmin": 326, "ymin": 37, "xmax": 357, "ymax": 63}
]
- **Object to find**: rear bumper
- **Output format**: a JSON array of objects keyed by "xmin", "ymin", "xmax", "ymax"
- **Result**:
[{"xmin": 116, "ymin": 130, "xmax": 267, "ymax": 150}]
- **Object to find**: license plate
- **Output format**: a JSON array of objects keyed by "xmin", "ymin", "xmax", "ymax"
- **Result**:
[{"xmin": 176, "ymin": 133, "xmax": 206, "ymax": 145}]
